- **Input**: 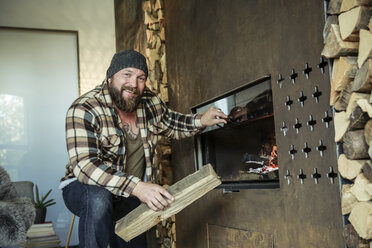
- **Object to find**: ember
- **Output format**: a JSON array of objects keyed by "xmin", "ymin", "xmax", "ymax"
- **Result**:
[{"xmin": 242, "ymin": 145, "xmax": 278, "ymax": 175}]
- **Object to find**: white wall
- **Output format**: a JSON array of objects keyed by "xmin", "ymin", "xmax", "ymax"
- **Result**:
[
  {"xmin": 0, "ymin": 0, "xmax": 116, "ymax": 94},
  {"xmin": 0, "ymin": 0, "xmax": 116, "ymax": 246}
]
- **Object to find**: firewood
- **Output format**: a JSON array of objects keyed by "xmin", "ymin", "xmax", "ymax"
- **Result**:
[
  {"xmin": 343, "ymin": 129, "xmax": 369, "ymax": 159},
  {"xmin": 365, "ymin": 120, "xmax": 372, "ymax": 145},
  {"xmin": 357, "ymin": 98, "xmax": 372, "ymax": 117},
  {"xmin": 350, "ymin": 106, "xmax": 370, "ymax": 129},
  {"xmin": 349, "ymin": 201, "xmax": 372, "ymax": 239},
  {"xmin": 115, "ymin": 164, "xmax": 221, "ymax": 241},
  {"xmin": 333, "ymin": 57, "xmax": 358, "ymax": 91},
  {"xmin": 334, "ymin": 111, "xmax": 350, "ymax": 142},
  {"xmin": 324, "ymin": 15, "xmax": 339, "ymax": 42},
  {"xmin": 346, "ymin": 92, "xmax": 370, "ymax": 117},
  {"xmin": 353, "ymin": 59, "xmax": 372, "ymax": 92},
  {"xmin": 342, "ymin": 184, "xmax": 359, "ymax": 214},
  {"xmin": 362, "ymin": 160, "xmax": 372, "ymax": 181},
  {"xmin": 358, "ymin": 29, "xmax": 372, "ymax": 68},
  {"xmin": 339, "ymin": 7, "xmax": 372, "ymax": 41},
  {"xmin": 328, "ymin": 0, "xmax": 343, "ymax": 14},
  {"xmin": 334, "ymin": 81, "xmax": 353, "ymax": 111},
  {"xmin": 343, "ymin": 224, "xmax": 362, "ymax": 248},
  {"xmin": 338, "ymin": 153, "xmax": 365, "ymax": 180},
  {"xmin": 350, "ymin": 173, "xmax": 372, "ymax": 201},
  {"xmin": 340, "ymin": 0, "xmax": 372, "ymax": 13},
  {"xmin": 321, "ymin": 24, "xmax": 359, "ymax": 58},
  {"xmin": 369, "ymin": 16, "xmax": 372, "ymax": 29}
]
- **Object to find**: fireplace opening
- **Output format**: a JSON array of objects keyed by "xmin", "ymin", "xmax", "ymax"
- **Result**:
[{"xmin": 192, "ymin": 75, "xmax": 279, "ymax": 189}]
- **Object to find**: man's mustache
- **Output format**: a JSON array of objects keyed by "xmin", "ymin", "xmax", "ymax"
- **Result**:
[{"xmin": 121, "ymin": 86, "xmax": 140, "ymax": 95}]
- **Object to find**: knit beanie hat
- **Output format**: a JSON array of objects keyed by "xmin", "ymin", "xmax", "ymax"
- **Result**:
[{"xmin": 106, "ymin": 50, "xmax": 148, "ymax": 79}]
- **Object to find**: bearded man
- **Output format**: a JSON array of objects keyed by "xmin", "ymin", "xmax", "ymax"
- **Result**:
[{"xmin": 59, "ymin": 50, "xmax": 227, "ymax": 248}]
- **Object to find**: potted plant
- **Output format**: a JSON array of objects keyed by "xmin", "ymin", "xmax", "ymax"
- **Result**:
[{"xmin": 34, "ymin": 184, "xmax": 56, "ymax": 224}]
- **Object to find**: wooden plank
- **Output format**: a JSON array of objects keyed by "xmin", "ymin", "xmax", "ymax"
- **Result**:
[
  {"xmin": 207, "ymin": 224, "xmax": 274, "ymax": 248},
  {"xmin": 115, "ymin": 164, "xmax": 221, "ymax": 241}
]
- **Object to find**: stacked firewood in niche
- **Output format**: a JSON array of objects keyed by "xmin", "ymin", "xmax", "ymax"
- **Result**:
[
  {"xmin": 155, "ymin": 216, "xmax": 176, "ymax": 248},
  {"xmin": 142, "ymin": 0, "xmax": 176, "ymax": 247},
  {"xmin": 323, "ymin": 0, "xmax": 372, "ymax": 246}
]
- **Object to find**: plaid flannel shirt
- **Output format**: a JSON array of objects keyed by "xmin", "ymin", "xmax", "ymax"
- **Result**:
[{"xmin": 61, "ymin": 81, "xmax": 203, "ymax": 197}]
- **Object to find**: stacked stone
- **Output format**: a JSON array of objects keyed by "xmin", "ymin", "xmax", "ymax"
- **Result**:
[{"xmin": 142, "ymin": 0, "xmax": 176, "ymax": 247}]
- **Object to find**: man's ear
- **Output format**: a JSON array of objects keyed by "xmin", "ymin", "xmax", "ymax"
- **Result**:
[{"xmin": 107, "ymin": 77, "xmax": 112, "ymax": 83}]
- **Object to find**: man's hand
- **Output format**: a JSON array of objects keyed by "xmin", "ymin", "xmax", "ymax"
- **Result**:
[
  {"xmin": 131, "ymin": 181, "xmax": 174, "ymax": 211},
  {"xmin": 200, "ymin": 107, "xmax": 228, "ymax": 127}
]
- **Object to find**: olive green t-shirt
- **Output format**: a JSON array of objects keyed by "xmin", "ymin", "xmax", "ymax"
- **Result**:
[{"xmin": 124, "ymin": 133, "xmax": 145, "ymax": 180}]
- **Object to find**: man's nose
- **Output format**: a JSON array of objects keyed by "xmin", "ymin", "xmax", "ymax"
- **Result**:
[{"xmin": 127, "ymin": 77, "xmax": 137, "ymax": 87}]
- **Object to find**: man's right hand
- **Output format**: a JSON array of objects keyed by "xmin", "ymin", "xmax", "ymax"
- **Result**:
[{"xmin": 131, "ymin": 181, "xmax": 174, "ymax": 211}]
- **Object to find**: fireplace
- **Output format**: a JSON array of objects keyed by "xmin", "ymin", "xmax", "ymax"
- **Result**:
[{"xmin": 192, "ymin": 75, "xmax": 279, "ymax": 190}]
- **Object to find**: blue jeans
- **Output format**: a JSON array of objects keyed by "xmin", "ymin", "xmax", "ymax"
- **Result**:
[{"xmin": 62, "ymin": 180, "xmax": 147, "ymax": 248}]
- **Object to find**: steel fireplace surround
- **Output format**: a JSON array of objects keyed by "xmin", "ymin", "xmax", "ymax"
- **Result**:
[{"xmin": 192, "ymin": 75, "xmax": 279, "ymax": 190}]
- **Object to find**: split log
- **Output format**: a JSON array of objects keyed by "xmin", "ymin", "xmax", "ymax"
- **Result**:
[
  {"xmin": 338, "ymin": 153, "xmax": 365, "ymax": 180},
  {"xmin": 358, "ymin": 29, "xmax": 372, "ymax": 68},
  {"xmin": 321, "ymin": 24, "xmax": 359, "ymax": 58},
  {"xmin": 346, "ymin": 92, "xmax": 370, "ymax": 117},
  {"xmin": 342, "ymin": 184, "xmax": 359, "ymax": 215},
  {"xmin": 340, "ymin": 0, "xmax": 372, "ymax": 13},
  {"xmin": 362, "ymin": 160, "xmax": 372, "ymax": 181},
  {"xmin": 324, "ymin": 15, "xmax": 338, "ymax": 42},
  {"xmin": 333, "ymin": 56, "xmax": 358, "ymax": 91},
  {"xmin": 334, "ymin": 81, "xmax": 353, "ymax": 111},
  {"xmin": 357, "ymin": 99, "xmax": 372, "ymax": 117},
  {"xmin": 115, "ymin": 164, "xmax": 221, "ymax": 241},
  {"xmin": 365, "ymin": 120, "xmax": 372, "ymax": 145},
  {"xmin": 328, "ymin": 0, "xmax": 343, "ymax": 14},
  {"xmin": 353, "ymin": 59, "xmax": 372, "ymax": 92},
  {"xmin": 349, "ymin": 201, "xmax": 372, "ymax": 239},
  {"xmin": 350, "ymin": 106, "xmax": 370, "ymax": 129},
  {"xmin": 343, "ymin": 129, "xmax": 369, "ymax": 159},
  {"xmin": 343, "ymin": 224, "xmax": 363, "ymax": 248},
  {"xmin": 350, "ymin": 173, "xmax": 372, "ymax": 201},
  {"xmin": 339, "ymin": 7, "xmax": 372, "ymax": 41},
  {"xmin": 334, "ymin": 111, "xmax": 350, "ymax": 142}
]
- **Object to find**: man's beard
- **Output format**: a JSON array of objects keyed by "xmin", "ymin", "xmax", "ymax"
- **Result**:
[{"xmin": 108, "ymin": 83, "xmax": 142, "ymax": 112}]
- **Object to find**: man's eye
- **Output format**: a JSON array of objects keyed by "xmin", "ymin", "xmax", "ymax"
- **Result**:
[
  {"xmin": 124, "ymin": 73, "xmax": 130, "ymax": 77},
  {"xmin": 139, "ymin": 77, "xmax": 146, "ymax": 81}
]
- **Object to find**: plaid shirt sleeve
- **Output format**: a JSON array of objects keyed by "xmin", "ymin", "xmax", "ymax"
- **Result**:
[
  {"xmin": 65, "ymin": 103, "xmax": 140, "ymax": 197},
  {"xmin": 148, "ymin": 96, "xmax": 204, "ymax": 139}
]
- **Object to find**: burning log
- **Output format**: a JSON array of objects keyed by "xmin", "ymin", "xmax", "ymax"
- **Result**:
[
  {"xmin": 358, "ymin": 29, "xmax": 372, "ymax": 68},
  {"xmin": 342, "ymin": 184, "xmax": 359, "ymax": 215},
  {"xmin": 321, "ymin": 24, "xmax": 359, "ymax": 58},
  {"xmin": 352, "ymin": 59, "xmax": 372, "ymax": 93},
  {"xmin": 338, "ymin": 154, "xmax": 365, "ymax": 180},
  {"xmin": 343, "ymin": 129, "xmax": 369, "ymax": 159},
  {"xmin": 350, "ymin": 173, "xmax": 372, "ymax": 201},
  {"xmin": 349, "ymin": 201, "xmax": 372, "ymax": 239},
  {"xmin": 339, "ymin": 6, "xmax": 372, "ymax": 41},
  {"xmin": 340, "ymin": 0, "xmax": 372, "ymax": 12}
]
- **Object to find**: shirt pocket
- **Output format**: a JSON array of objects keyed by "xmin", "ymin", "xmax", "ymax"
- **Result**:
[{"xmin": 101, "ymin": 134, "xmax": 122, "ymax": 159}]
